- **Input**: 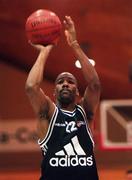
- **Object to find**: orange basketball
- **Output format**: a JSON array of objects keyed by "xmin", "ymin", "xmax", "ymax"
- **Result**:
[{"xmin": 25, "ymin": 9, "xmax": 62, "ymax": 45}]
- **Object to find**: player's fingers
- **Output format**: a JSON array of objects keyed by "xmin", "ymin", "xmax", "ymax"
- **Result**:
[
  {"xmin": 64, "ymin": 30, "xmax": 68, "ymax": 36},
  {"xmin": 65, "ymin": 16, "xmax": 74, "ymax": 26},
  {"xmin": 28, "ymin": 40, "xmax": 34, "ymax": 46}
]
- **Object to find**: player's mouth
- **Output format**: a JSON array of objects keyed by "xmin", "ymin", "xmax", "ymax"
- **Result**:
[{"xmin": 60, "ymin": 89, "xmax": 71, "ymax": 94}]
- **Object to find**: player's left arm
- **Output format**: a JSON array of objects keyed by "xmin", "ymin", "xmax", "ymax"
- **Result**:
[
  {"xmin": 74, "ymin": 45, "xmax": 101, "ymax": 121},
  {"xmin": 64, "ymin": 16, "xmax": 101, "ymax": 121}
]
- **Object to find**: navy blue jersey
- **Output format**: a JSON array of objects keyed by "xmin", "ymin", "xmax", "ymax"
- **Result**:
[{"xmin": 38, "ymin": 105, "xmax": 99, "ymax": 180}]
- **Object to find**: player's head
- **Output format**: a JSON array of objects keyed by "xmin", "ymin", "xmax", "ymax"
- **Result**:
[{"xmin": 54, "ymin": 72, "xmax": 79, "ymax": 105}]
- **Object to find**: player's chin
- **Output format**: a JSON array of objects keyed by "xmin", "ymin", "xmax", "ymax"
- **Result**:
[
  {"xmin": 60, "ymin": 91, "xmax": 70, "ymax": 98},
  {"xmin": 59, "ymin": 96, "xmax": 73, "ymax": 105}
]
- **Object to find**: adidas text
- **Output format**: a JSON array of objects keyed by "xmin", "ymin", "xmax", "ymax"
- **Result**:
[{"xmin": 49, "ymin": 155, "xmax": 93, "ymax": 167}]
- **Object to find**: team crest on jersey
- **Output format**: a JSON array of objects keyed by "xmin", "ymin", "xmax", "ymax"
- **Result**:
[{"xmin": 76, "ymin": 121, "xmax": 85, "ymax": 127}]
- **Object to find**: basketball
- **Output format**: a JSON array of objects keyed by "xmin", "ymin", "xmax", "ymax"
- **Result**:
[{"xmin": 25, "ymin": 9, "xmax": 62, "ymax": 45}]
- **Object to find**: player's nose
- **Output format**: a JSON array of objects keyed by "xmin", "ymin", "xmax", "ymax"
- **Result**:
[{"xmin": 62, "ymin": 80, "xmax": 69, "ymax": 87}]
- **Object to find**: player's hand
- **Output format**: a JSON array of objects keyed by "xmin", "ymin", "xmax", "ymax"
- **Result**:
[
  {"xmin": 63, "ymin": 16, "xmax": 77, "ymax": 46},
  {"xmin": 28, "ymin": 40, "xmax": 54, "ymax": 52}
]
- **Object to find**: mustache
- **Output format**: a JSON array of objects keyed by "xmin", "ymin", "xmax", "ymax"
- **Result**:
[{"xmin": 60, "ymin": 88, "xmax": 71, "ymax": 93}]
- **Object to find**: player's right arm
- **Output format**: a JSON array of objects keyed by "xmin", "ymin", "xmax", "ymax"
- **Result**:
[{"xmin": 25, "ymin": 44, "xmax": 55, "ymax": 123}]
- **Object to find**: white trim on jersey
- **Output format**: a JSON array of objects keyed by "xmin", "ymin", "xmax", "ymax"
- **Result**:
[
  {"xmin": 55, "ymin": 135, "xmax": 86, "ymax": 156},
  {"xmin": 77, "ymin": 105, "xmax": 95, "ymax": 147},
  {"xmin": 60, "ymin": 108, "xmax": 76, "ymax": 114},
  {"xmin": 38, "ymin": 106, "xmax": 58, "ymax": 146},
  {"xmin": 60, "ymin": 108, "xmax": 76, "ymax": 117}
]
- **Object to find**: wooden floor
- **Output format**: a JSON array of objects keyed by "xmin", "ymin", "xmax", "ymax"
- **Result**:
[{"xmin": 0, "ymin": 168, "xmax": 127, "ymax": 180}]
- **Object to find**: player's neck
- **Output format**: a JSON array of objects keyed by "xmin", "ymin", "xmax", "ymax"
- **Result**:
[{"xmin": 58, "ymin": 102, "xmax": 76, "ymax": 111}]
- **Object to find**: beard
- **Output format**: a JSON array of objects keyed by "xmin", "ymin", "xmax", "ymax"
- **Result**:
[{"xmin": 57, "ymin": 89, "xmax": 75, "ymax": 105}]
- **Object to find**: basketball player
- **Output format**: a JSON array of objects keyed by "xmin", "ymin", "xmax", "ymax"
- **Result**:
[{"xmin": 25, "ymin": 16, "xmax": 101, "ymax": 180}]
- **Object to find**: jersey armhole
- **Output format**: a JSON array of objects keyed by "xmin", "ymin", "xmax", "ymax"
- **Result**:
[
  {"xmin": 77, "ymin": 105, "xmax": 95, "ymax": 147},
  {"xmin": 38, "ymin": 105, "xmax": 58, "ymax": 146}
]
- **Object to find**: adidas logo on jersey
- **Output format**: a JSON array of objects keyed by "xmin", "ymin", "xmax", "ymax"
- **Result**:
[
  {"xmin": 49, "ymin": 135, "xmax": 93, "ymax": 167},
  {"xmin": 49, "ymin": 155, "xmax": 93, "ymax": 167}
]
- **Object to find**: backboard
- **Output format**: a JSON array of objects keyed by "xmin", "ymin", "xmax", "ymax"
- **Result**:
[{"xmin": 100, "ymin": 99, "xmax": 132, "ymax": 150}]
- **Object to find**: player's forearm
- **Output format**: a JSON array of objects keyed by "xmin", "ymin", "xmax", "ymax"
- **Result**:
[
  {"xmin": 25, "ymin": 49, "xmax": 50, "ymax": 89},
  {"xmin": 71, "ymin": 41, "xmax": 100, "ymax": 87}
]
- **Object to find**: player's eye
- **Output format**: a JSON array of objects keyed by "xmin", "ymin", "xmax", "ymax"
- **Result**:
[
  {"xmin": 57, "ymin": 79, "xmax": 64, "ymax": 84},
  {"xmin": 68, "ymin": 80, "xmax": 75, "ymax": 84}
]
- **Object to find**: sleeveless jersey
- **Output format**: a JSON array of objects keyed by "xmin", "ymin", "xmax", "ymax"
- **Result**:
[{"xmin": 38, "ymin": 105, "xmax": 99, "ymax": 180}]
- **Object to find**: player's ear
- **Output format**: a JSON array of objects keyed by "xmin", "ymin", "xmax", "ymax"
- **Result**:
[
  {"xmin": 76, "ymin": 88, "xmax": 79, "ymax": 96},
  {"xmin": 53, "ymin": 88, "xmax": 57, "ymax": 97},
  {"xmin": 53, "ymin": 89, "xmax": 56, "ymax": 96}
]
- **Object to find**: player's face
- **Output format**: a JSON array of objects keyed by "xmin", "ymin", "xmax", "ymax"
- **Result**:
[{"xmin": 55, "ymin": 73, "xmax": 79, "ymax": 105}]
